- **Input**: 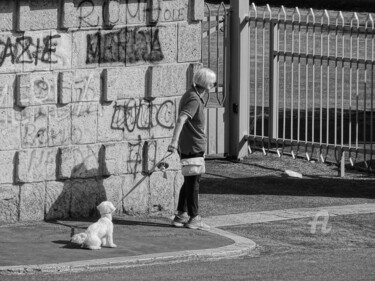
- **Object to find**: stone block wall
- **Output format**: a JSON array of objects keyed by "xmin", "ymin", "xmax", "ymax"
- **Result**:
[{"xmin": 0, "ymin": 0, "xmax": 203, "ymax": 224}]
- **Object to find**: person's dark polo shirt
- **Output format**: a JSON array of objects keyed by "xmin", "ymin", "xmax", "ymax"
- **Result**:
[{"xmin": 178, "ymin": 87, "xmax": 206, "ymax": 155}]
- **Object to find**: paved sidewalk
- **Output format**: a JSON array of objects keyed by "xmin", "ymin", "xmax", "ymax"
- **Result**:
[
  {"xmin": 0, "ymin": 216, "xmax": 256, "ymax": 275},
  {"xmin": 204, "ymin": 203, "xmax": 375, "ymax": 227},
  {"xmin": 1, "ymin": 203, "xmax": 374, "ymax": 275}
]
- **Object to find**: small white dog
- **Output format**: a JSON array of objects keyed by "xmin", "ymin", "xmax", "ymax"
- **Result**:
[{"xmin": 71, "ymin": 201, "xmax": 117, "ymax": 250}]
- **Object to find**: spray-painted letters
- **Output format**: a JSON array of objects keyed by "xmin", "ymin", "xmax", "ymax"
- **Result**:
[
  {"xmin": 86, "ymin": 27, "xmax": 164, "ymax": 64},
  {"xmin": 111, "ymin": 98, "xmax": 175, "ymax": 132},
  {"xmin": 0, "ymin": 35, "xmax": 61, "ymax": 68}
]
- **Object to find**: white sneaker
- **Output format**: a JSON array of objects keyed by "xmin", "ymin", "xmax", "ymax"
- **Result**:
[{"xmin": 185, "ymin": 215, "xmax": 210, "ymax": 230}]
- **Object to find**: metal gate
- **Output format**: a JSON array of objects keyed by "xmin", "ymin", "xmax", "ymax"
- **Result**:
[
  {"xmin": 228, "ymin": 1, "xmax": 375, "ymax": 175},
  {"xmin": 202, "ymin": 3, "xmax": 230, "ymax": 156},
  {"xmin": 247, "ymin": 4, "xmax": 375, "ymax": 174}
]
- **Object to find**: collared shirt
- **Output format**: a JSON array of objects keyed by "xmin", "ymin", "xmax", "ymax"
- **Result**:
[{"xmin": 178, "ymin": 86, "xmax": 206, "ymax": 155}]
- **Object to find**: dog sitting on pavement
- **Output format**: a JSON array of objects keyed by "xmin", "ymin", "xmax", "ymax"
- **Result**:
[{"xmin": 71, "ymin": 201, "xmax": 117, "ymax": 250}]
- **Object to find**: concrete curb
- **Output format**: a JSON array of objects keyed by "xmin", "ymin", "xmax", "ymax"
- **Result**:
[{"xmin": 0, "ymin": 228, "xmax": 256, "ymax": 275}]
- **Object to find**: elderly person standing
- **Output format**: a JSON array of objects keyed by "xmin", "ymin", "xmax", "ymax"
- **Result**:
[{"xmin": 168, "ymin": 68, "xmax": 216, "ymax": 230}]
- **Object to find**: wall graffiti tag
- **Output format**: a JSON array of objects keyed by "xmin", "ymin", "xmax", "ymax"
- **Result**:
[
  {"xmin": 0, "ymin": 35, "xmax": 61, "ymax": 67},
  {"xmin": 77, "ymin": 0, "xmax": 186, "ymax": 28},
  {"xmin": 86, "ymin": 27, "xmax": 164, "ymax": 64},
  {"xmin": 111, "ymin": 98, "xmax": 175, "ymax": 132}
]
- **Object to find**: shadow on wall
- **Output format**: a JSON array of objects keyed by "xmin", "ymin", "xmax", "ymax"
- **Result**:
[{"xmin": 45, "ymin": 163, "xmax": 107, "ymax": 222}]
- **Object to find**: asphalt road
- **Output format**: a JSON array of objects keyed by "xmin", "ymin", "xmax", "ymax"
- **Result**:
[{"xmin": 4, "ymin": 247, "xmax": 375, "ymax": 281}]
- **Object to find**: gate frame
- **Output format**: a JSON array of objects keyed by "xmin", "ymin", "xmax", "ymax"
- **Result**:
[{"xmin": 229, "ymin": 0, "xmax": 250, "ymax": 159}]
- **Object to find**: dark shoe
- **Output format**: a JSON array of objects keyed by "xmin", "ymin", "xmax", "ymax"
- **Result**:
[
  {"xmin": 171, "ymin": 214, "xmax": 189, "ymax": 227},
  {"xmin": 185, "ymin": 215, "xmax": 210, "ymax": 230}
]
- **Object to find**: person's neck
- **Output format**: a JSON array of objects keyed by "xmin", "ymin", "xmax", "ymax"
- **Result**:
[{"xmin": 194, "ymin": 85, "xmax": 206, "ymax": 94}]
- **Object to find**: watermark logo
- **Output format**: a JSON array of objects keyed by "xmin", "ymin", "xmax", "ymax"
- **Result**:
[{"xmin": 308, "ymin": 210, "xmax": 332, "ymax": 234}]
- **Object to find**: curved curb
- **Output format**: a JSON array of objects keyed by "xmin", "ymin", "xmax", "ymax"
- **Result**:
[{"xmin": 0, "ymin": 228, "xmax": 256, "ymax": 275}]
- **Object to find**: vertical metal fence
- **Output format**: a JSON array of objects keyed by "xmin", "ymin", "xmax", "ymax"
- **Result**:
[
  {"xmin": 202, "ymin": 3, "xmax": 230, "ymax": 155},
  {"xmin": 247, "ymin": 3, "xmax": 375, "ymax": 174}
]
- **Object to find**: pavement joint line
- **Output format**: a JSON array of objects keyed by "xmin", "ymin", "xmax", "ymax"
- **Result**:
[
  {"xmin": 205, "ymin": 203, "xmax": 375, "ymax": 228},
  {"xmin": 0, "ymin": 227, "xmax": 256, "ymax": 275}
]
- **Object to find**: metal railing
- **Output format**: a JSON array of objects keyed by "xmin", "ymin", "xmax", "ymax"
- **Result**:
[
  {"xmin": 247, "ymin": 4, "xmax": 375, "ymax": 174},
  {"xmin": 202, "ymin": 3, "xmax": 230, "ymax": 156}
]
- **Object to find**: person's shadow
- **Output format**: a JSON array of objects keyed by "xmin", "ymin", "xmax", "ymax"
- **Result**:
[{"xmin": 46, "ymin": 162, "xmax": 107, "ymax": 249}]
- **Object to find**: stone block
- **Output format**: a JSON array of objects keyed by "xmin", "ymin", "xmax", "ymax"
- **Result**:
[
  {"xmin": 50, "ymin": 31, "xmax": 73, "ymax": 71},
  {"xmin": 0, "ymin": 2, "xmax": 15, "ymax": 31},
  {"xmin": 101, "ymin": 175, "xmax": 123, "ymax": 215},
  {"xmin": 103, "ymin": 66, "xmax": 148, "ymax": 101},
  {"xmin": 0, "ymin": 184, "xmax": 19, "ymax": 224},
  {"xmin": 148, "ymin": 64, "xmax": 189, "ymax": 98},
  {"xmin": 72, "ymin": 69, "xmax": 101, "ymax": 102},
  {"xmin": 19, "ymin": 182, "xmax": 45, "ymax": 221},
  {"xmin": 150, "ymin": 171, "xmax": 174, "ymax": 215},
  {"xmin": 45, "ymin": 180, "xmax": 71, "ymax": 220},
  {"xmin": 103, "ymin": 0, "xmax": 127, "ymax": 27},
  {"xmin": 120, "ymin": 173, "xmax": 149, "ymax": 215},
  {"xmin": 48, "ymin": 105, "xmax": 71, "ymax": 146},
  {"xmin": 17, "ymin": 72, "xmax": 58, "ymax": 107},
  {"xmin": 70, "ymin": 178, "xmax": 104, "ymax": 218},
  {"xmin": 103, "ymin": 141, "xmax": 144, "ymax": 175},
  {"xmin": 22, "ymin": 31, "xmax": 53, "ymax": 72},
  {"xmin": 126, "ymin": 0, "xmax": 147, "ymax": 25},
  {"xmin": 152, "ymin": 23, "xmax": 177, "ymax": 64},
  {"xmin": 0, "ymin": 74, "xmax": 15, "ymax": 108},
  {"xmin": 150, "ymin": 97, "xmax": 176, "ymax": 139},
  {"xmin": 99, "ymin": 29, "xmax": 126, "ymax": 68},
  {"xmin": 124, "ymin": 26, "xmax": 157, "ymax": 66},
  {"xmin": 59, "ymin": 69, "xmax": 100, "ymax": 104},
  {"xmin": 0, "ymin": 109, "xmax": 21, "ymax": 151},
  {"xmin": 189, "ymin": 0, "xmax": 204, "ymax": 21},
  {"xmin": 19, "ymin": 0, "xmax": 59, "ymax": 31},
  {"xmin": 178, "ymin": 22, "xmax": 201, "ymax": 62},
  {"xmin": 71, "ymin": 102, "xmax": 98, "ymax": 144},
  {"xmin": 72, "ymin": 30, "xmax": 100, "ymax": 69},
  {"xmin": 59, "ymin": 144, "xmax": 101, "ymax": 179},
  {"xmin": 62, "ymin": 0, "xmax": 104, "ymax": 29},
  {"xmin": 0, "ymin": 151, "xmax": 15, "ymax": 184},
  {"xmin": 159, "ymin": 0, "xmax": 188, "ymax": 23},
  {"xmin": 145, "ymin": 137, "xmax": 180, "ymax": 172},
  {"xmin": 173, "ymin": 170, "xmax": 184, "ymax": 210},
  {"xmin": 21, "ymin": 106, "xmax": 48, "ymax": 148},
  {"xmin": 98, "ymin": 102, "xmax": 124, "ymax": 143},
  {"xmin": 0, "ymin": 33, "xmax": 23, "ymax": 74},
  {"xmin": 122, "ymin": 99, "xmax": 150, "ymax": 141},
  {"xmin": 58, "ymin": 71, "xmax": 73, "ymax": 104},
  {"xmin": 17, "ymin": 147, "xmax": 58, "ymax": 182}
]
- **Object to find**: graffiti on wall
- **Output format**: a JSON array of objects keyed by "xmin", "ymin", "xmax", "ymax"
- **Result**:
[
  {"xmin": 0, "ymin": 35, "xmax": 61, "ymax": 67},
  {"xmin": 111, "ymin": 98, "xmax": 174, "ymax": 132},
  {"xmin": 86, "ymin": 27, "xmax": 164, "ymax": 64},
  {"xmin": 77, "ymin": 0, "xmax": 186, "ymax": 28}
]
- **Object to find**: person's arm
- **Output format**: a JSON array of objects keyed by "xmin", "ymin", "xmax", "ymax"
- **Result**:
[{"xmin": 168, "ymin": 113, "xmax": 189, "ymax": 152}]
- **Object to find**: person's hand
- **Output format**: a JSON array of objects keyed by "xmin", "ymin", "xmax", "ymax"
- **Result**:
[{"xmin": 167, "ymin": 141, "xmax": 178, "ymax": 153}]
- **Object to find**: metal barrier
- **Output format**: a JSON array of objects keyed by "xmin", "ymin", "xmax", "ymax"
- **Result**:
[
  {"xmin": 202, "ymin": 3, "xmax": 230, "ymax": 155},
  {"xmin": 245, "ymin": 3, "xmax": 375, "ymax": 175}
]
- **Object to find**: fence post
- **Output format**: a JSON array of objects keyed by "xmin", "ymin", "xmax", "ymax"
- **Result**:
[
  {"xmin": 269, "ymin": 19, "xmax": 279, "ymax": 142},
  {"xmin": 229, "ymin": 0, "xmax": 250, "ymax": 159}
]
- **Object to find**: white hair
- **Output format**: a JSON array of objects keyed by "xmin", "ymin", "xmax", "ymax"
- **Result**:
[{"xmin": 193, "ymin": 68, "xmax": 216, "ymax": 89}]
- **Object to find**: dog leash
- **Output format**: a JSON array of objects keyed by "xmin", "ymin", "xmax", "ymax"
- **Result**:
[{"xmin": 115, "ymin": 151, "xmax": 173, "ymax": 209}]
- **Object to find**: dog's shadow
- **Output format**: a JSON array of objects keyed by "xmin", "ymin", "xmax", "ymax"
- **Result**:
[{"xmin": 52, "ymin": 240, "xmax": 83, "ymax": 249}]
